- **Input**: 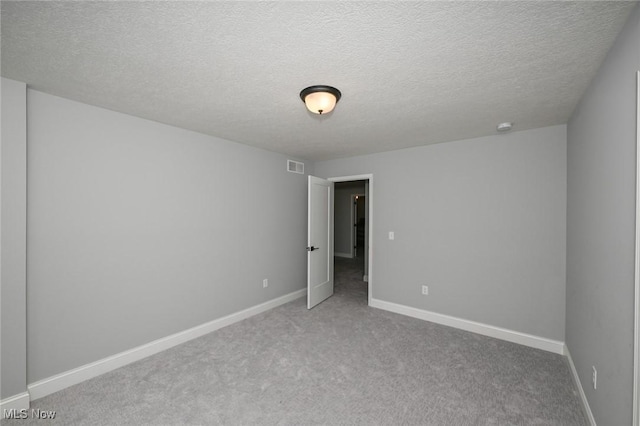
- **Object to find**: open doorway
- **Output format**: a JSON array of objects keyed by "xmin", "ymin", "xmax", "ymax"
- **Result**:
[{"xmin": 329, "ymin": 175, "xmax": 373, "ymax": 306}]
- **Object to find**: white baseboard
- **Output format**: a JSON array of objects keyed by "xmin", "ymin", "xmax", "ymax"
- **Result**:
[
  {"xmin": 334, "ymin": 252, "xmax": 353, "ymax": 259},
  {"xmin": 0, "ymin": 392, "xmax": 30, "ymax": 418},
  {"xmin": 565, "ymin": 345, "xmax": 596, "ymax": 425},
  {"xmin": 28, "ymin": 288, "xmax": 307, "ymax": 401},
  {"xmin": 370, "ymin": 298, "xmax": 565, "ymax": 355}
]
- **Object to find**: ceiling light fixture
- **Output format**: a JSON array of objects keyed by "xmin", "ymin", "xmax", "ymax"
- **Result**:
[
  {"xmin": 496, "ymin": 122, "xmax": 513, "ymax": 132},
  {"xmin": 300, "ymin": 85, "xmax": 341, "ymax": 115}
]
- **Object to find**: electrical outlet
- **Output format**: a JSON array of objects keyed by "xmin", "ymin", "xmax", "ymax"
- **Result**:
[
  {"xmin": 422, "ymin": 285, "xmax": 429, "ymax": 295},
  {"xmin": 592, "ymin": 366, "xmax": 597, "ymax": 390},
  {"xmin": 263, "ymin": 278, "xmax": 268, "ymax": 288}
]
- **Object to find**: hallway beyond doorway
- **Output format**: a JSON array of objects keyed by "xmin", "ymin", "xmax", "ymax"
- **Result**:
[{"xmin": 334, "ymin": 255, "xmax": 367, "ymax": 301}]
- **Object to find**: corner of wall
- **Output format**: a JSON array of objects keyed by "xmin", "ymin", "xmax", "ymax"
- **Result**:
[{"xmin": 1, "ymin": 77, "xmax": 28, "ymax": 402}]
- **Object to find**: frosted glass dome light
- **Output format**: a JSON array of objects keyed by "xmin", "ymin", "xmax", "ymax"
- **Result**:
[{"xmin": 300, "ymin": 85, "xmax": 342, "ymax": 115}]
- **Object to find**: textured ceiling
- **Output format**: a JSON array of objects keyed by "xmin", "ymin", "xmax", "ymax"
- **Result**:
[{"xmin": 1, "ymin": 1, "xmax": 636, "ymax": 161}]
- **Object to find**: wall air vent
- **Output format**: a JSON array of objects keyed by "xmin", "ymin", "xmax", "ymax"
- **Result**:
[{"xmin": 287, "ymin": 160, "xmax": 304, "ymax": 174}]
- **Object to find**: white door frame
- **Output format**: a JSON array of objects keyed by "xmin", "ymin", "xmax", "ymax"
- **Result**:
[
  {"xmin": 329, "ymin": 174, "xmax": 373, "ymax": 306},
  {"xmin": 633, "ymin": 70, "xmax": 639, "ymax": 426}
]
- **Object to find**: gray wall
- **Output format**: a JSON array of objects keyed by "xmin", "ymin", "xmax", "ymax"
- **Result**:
[
  {"xmin": 26, "ymin": 90, "xmax": 308, "ymax": 382},
  {"xmin": 1, "ymin": 78, "xmax": 28, "ymax": 399},
  {"xmin": 566, "ymin": 4, "xmax": 639, "ymax": 425},
  {"xmin": 334, "ymin": 181, "xmax": 365, "ymax": 256},
  {"xmin": 316, "ymin": 125, "xmax": 567, "ymax": 341}
]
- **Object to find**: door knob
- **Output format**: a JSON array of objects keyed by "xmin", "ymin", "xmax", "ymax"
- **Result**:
[{"xmin": 307, "ymin": 246, "xmax": 319, "ymax": 251}]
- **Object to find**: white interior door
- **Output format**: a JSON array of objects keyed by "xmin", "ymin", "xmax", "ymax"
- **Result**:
[{"xmin": 307, "ymin": 175, "xmax": 334, "ymax": 309}]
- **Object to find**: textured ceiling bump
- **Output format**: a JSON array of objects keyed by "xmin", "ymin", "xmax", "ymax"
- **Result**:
[{"xmin": 1, "ymin": 1, "xmax": 636, "ymax": 160}]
